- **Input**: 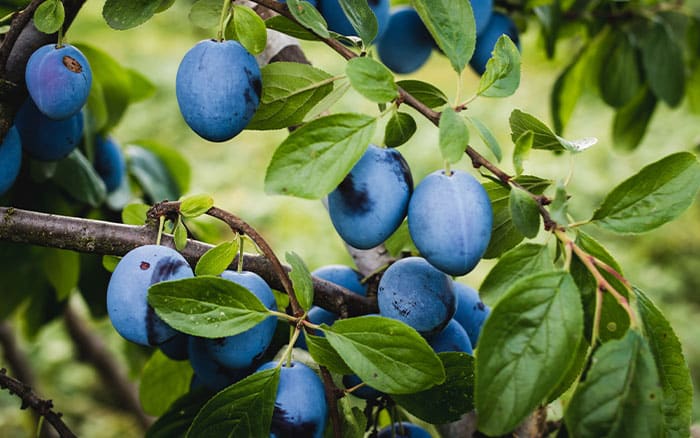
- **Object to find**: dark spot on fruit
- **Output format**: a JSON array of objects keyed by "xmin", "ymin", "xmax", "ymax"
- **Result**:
[
  {"xmin": 244, "ymin": 67, "xmax": 262, "ymax": 99},
  {"xmin": 270, "ymin": 405, "xmax": 318, "ymax": 437},
  {"xmin": 244, "ymin": 86, "xmax": 255, "ymax": 106},
  {"xmin": 145, "ymin": 305, "xmax": 159, "ymax": 345},
  {"xmin": 213, "ymin": 337, "xmax": 226, "ymax": 346},
  {"xmin": 151, "ymin": 257, "xmax": 188, "ymax": 284},
  {"xmin": 140, "ymin": 261, "xmax": 151, "ymax": 270},
  {"xmin": 383, "ymin": 151, "xmax": 414, "ymax": 193},
  {"xmin": 63, "ymin": 56, "xmax": 83, "ymax": 73},
  {"xmin": 476, "ymin": 302, "xmax": 486, "ymax": 311},
  {"xmin": 337, "ymin": 174, "xmax": 372, "ymax": 214},
  {"xmin": 368, "ymin": 0, "xmax": 380, "ymax": 6}
]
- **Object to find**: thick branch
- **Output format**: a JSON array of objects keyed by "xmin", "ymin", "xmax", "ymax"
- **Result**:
[
  {"xmin": 0, "ymin": 368, "xmax": 76, "ymax": 438},
  {"xmin": 0, "ymin": 207, "xmax": 377, "ymax": 316}
]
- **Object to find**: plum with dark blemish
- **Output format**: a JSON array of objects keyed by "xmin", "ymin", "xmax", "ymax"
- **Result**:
[
  {"xmin": 93, "ymin": 135, "xmax": 126, "ymax": 193},
  {"xmin": 320, "ymin": 0, "xmax": 390, "ymax": 39},
  {"xmin": 15, "ymin": 99, "xmax": 83, "ymax": 161},
  {"xmin": 427, "ymin": 318, "xmax": 473, "ymax": 354},
  {"xmin": 452, "ymin": 282, "xmax": 490, "ymax": 347},
  {"xmin": 107, "ymin": 245, "xmax": 193, "ymax": 346},
  {"xmin": 257, "ymin": 361, "xmax": 328, "ymax": 438},
  {"xmin": 408, "ymin": 169, "xmax": 492, "ymax": 276},
  {"xmin": 159, "ymin": 331, "xmax": 190, "ymax": 361},
  {"xmin": 377, "ymin": 257, "xmax": 455, "ymax": 336},
  {"xmin": 377, "ymin": 8, "xmax": 434, "ymax": 74},
  {"xmin": 176, "ymin": 39, "xmax": 261, "ymax": 142},
  {"xmin": 327, "ymin": 145, "xmax": 413, "ymax": 249},
  {"xmin": 25, "ymin": 43, "xmax": 92, "ymax": 120},
  {"xmin": 470, "ymin": 12, "xmax": 520, "ymax": 75},
  {"xmin": 377, "ymin": 422, "xmax": 432, "ymax": 438},
  {"xmin": 202, "ymin": 271, "xmax": 277, "ymax": 369},
  {"xmin": 0, "ymin": 126, "xmax": 21, "ymax": 196},
  {"xmin": 189, "ymin": 336, "xmax": 254, "ymax": 391}
]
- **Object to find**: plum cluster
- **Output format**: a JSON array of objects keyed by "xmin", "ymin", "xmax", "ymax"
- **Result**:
[
  {"xmin": 1, "ymin": 43, "xmax": 126, "ymax": 197},
  {"xmin": 319, "ymin": 0, "xmax": 519, "ymax": 75}
]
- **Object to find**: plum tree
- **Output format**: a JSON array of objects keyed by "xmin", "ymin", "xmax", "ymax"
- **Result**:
[
  {"xmin": 469, "ymin": 12, "xmax": 519, "ymax": 75},
  {"xmin": 320, "ymin": 0, "xmax": 391, "ymax": 38},
  {"xmin": 377, "ymin": 7, "xmax": 434, "ymax": 74}
]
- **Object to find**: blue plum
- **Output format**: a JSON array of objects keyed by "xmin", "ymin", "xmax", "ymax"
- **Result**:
[
  {"xmin": 377, "ymin": 8, "xmax": 434, "ymax": 74},
  {"xmin": 0, "ymin": 126, "xmax": 21, "ymax": 196},
  {"xmin": 327, "ymin": 145, "xmax": 413, "ymax": 249},
  {"xmin": 15, "ymin": 99, "xmax": 83, "ymax": 161},
  {"xmin": 107, "ymin": 245, "xmax": 193, "ymax": 346},
  {"xmin": 378, "ymin": 422, "xmax": 432, "ymax": 438},
  {"xmin": 176, "ymin": 39, "xmax": 261, "ymax": 142},
  {"xmin": 377, "ymin": 257, "xmax": 455, "ymax": 336},
  {"xmin": 452, "ymin": 282, "xmax": 490, "ymax": 347},
  {"xmin": 470, "ymin": 12, "xmax": 520, "ymax": 75},
  {"xmin": 189, "ymin": 336, "xmax": 253, "ymax": 391},
  {"xmin": 320, "ymin": 0, "xmax": 390, "ymax": 39},
  {"xmin": 203, "ymin": 271, "xmax": 277, "ymax": 369},
  {"xmin": 94, "ymin": 135, "xmax": 126, "ymax": 193},
  {"xmin": 25, "ymin": 43, "xmax": 92, "ymax": 120},
  {"xmin": 257, "ymin": 361, "xmax": 328, "ymax": 438},
  {"xmin": 427, "ymin": 318, "xmax": 473, "ymax": 354},
  {"xmin": 408, "ymin": 169, "xmax": 492, "ymax": 276},
  {"xmin": 471, "ymin": 0, "xmax": 494, "ymax": 36},
  {"xmin": 159, "ymin": 332, "xmax": 190, "ymax": 361}
]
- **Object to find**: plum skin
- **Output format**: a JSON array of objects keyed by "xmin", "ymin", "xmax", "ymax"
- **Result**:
[
  {"xmin": 0, "ymin": 126, "xmax": 21, "ymax": 196},
  {"xmin": 94, "ymin": 135, "xmax": 126, "ymax": 193},
  {"xmin": 377, "ymin": 257, "xmax": 455, "ymax": 336},
  {"xmin": 106, "ymin": 245, "xmax": 193, "ymax": 346},
  {"xmin": 377, "ymin": 8, "xmax": 434, "ymax": 74},
  {"xmin": 202, "ymin": 271, "xmax": 278, "ymax": 370},
  {"xmin": 453, "ymin": 282, "xmax": 490, "ymax": 347},
  {"xmin": 408, "ymin": 169, "xmax": 492, "ymax": 276},
  {"xmin": 427, "ymin": 318, "xmax": 473, "ymax": 354},
  {"xmin": 257, "ymin": 361, "xmax": 328, "ymax": 438},
  {"xmin": 320, "ymin": 0, "xmax": 390, "ymax": 39},
  {"xmin": 15, "ymin": 99, "xmax": 83, "ymax": 161},
  {"xmin": 25, "ymin": 43, "xmax": 92, "ymax": 120},
  {"xmin": 471, "ymin": 0, "xmax": 494, "ymax": 36},
  {"xmin": 176, "ymin": 39, "xmax": 261, "ymax": 142},
  {"xmin": 189, "ymin": 336, "xmax": 255, "ymax": 391},
  {"xmin": 470, "ymin": 12, "xmax": 520, "ymax": 75},
  {"xmin": 377, "ymin": 422, "xmax": 432, "ymax": 438},
  {"xmin": 328, "ymin": 145, "xmax": 413, "ymax": 249}
]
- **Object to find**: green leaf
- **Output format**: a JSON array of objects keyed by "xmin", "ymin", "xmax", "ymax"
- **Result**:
[
  {"xmin": 285, "ymin": 0, "xmax": 329, "ymax": 38},
  {"xmin": 285, "ymin": 252, "xmax": 314, "ymax": 312},
  {"xmin": 130, "ymin": 140, "xmax": 191, "ymax": 195},
  {"xmin": 126, "ymin": 145, "xmax": 181, "ymax": 203},
  {"xmin": 53, "ymin": 150, "xmax": 107, "ymax": 208},
  {"xmin": 265, "ymin": 15, "xmax": 319, "ymax": 41},
  {"xmin": 599, "ymin": 29, "xmax": 642, "ymax": 108},
  {"xmin": 551, "ymin": 46, "xmax": 589, "ymax": 134},
  {"xmin": 612, "ymin": 86, "xmax": 657, "ymax": 152},
  {"xmin": 396, "ymin": 80, "xmax": 448, "ymax": 108},
  {"xmin": 102, "ymin": 0, "xmax": 162, "ymax": 30},
  {"xmin": 383, "ymin": 221, "xmax": 418, "ymax": 257},
  {"xmin": 140, "ymin": 350, "xmax": 193, "ymax": 416},
  {"xmin": 102, "ymin": 255, "xmax": 120, "ymax": 273},
  {"xmin": 509, "ymin": 109, "xmax": 568, "ymax": 152},
  {"xmin": 635, "ymin": 288, "xmax": 693, "ymax": 438},
  {"xmin": 322, "ymin": 316, "xmax": 445, "ymax": 394},
  {"xmin": 174, "ymin": 219, "xmax": 188, "ymax": 251},
  {"xmin": 476, "ymin": 271, "xmax": 583, "ymax": 435},
  {"xmin": 439, "ymin": 107, "xmax": 469, "ymax": 164},
  {"xmin": 305, "ymin": 333, "xmax": 353, "ymax": 375},
  {"xmin": 248, "ymin": 62, "xmax": 335, "ymax": 130},
  {"xmin": 122, "ymin": 203, "xmax": 150, "ymax": 225},
  {"xmin": 591, "ymin": 152, "xmax": 700, "ymax": 233},
  {"xmin": 564, "ymin": 330, "xmax": 663, "ymax": 437},
  {"xmin": 186, "ymin": 368, "xmax": 279, "ymax": 437},
  {"xmin": 42, "ymin": 248, "xmax": 79, "ymax": 301},
  {"xmin": 188, "ymin": 0, "xmax": 221, "ymax": 29},
  {"xmin": 148, "ymin": 276, "xmax": 271, "ymax": 338},
  {"xmin": 337, "ymin": 0, "xmax": 378, "ymax": 44},
  {"xmin": 640, "ymin": 21, "xmax": 684, "ymax": 107},
  {"xmin": 508, "ymin": 187, "xmax": 540, "ymax": 238},
  {"xmin": 145, "ymin": 390, "xmax": 210, "ymax": 438},
  {"xmin": 346, "ymin": 57, "xmax": 398, "ymax": 103},
  {"xmin": 548, "ymin": 180, "xmax": 569, "ymax": 226},
  {"xmin": 384, "ymin": 111, "xmax": 417, "ymax": 148},
  {"xmin": 33, "ymin": 0, "xmax": 64, "ymax": 34},
  {"xmin": 512, "ymin": 130, "xmax": 533, "ymax": 176},
  {"xmin": 412, "ymin": 0, "xmax": 475, "ymax": 73},
  {"xmin": 195, "ymin": 241, "xmax": 237, "ymax": 277},
  {"xmin": 327, "ymin": 396, "xmax": 367, "ymax": 438},
  {"xmin": 126, "ymin": 68, "xmax": 156, "ymax": 103},
  {"xmin": 547, "ymin": 336, "xmax": 589, "ymax": 403},
  {"xmin": 477, "ymin": 35, "xmax": 521, "ymax": 97},
  {"xmin": 465, "ymin": 116, "xmax": 502, "ymax": 161},
  {"xmin": 231, "ymin": 5, "xmax": 267, "ymax": 55},
  {"xmin": 483, "ymin": 176, "xmax": 551, "ymax": 258},
  {"xmin": 480, "ymin": 243, "xmax": 552, "ymax": 304},
  {"xmin": 393, "ymin": 352, "xmax": 474, "ymax": 424},
  {"xmin": 180, "ymin": 194, "xmax": 214, "ymax": 218},
  {"xmin": 264, "ymin": 113, "xmax": 376, "ymax": 199}
]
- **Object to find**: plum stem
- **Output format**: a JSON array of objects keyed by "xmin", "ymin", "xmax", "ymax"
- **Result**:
[
  {"xmin": 155, "ymin": 215, "xmax": 165, "ymax": 246},
  {"xmin": 217, "ymin": 0, "xmax": 233, "ymax": 41}
]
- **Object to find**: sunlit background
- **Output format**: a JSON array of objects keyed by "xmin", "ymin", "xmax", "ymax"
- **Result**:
[{"xmin": 0, "ymin": 1, "xmax": 699, "ymax": 435}]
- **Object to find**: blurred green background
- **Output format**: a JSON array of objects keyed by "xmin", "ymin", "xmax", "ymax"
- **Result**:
[{"xmin": 1, "ymin": 1, "xmax": 699, "ymax": 436}]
